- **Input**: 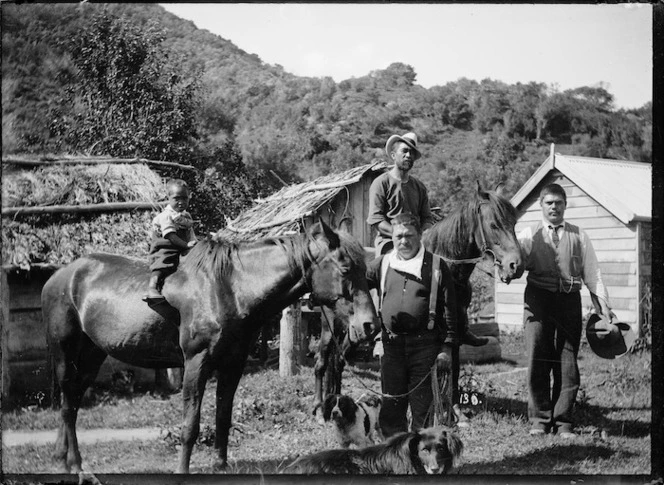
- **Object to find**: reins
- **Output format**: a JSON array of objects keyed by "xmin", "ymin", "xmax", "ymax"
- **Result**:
[
  {"xmin": 437, "ymin": 202, "xmax": 500, "ymax": 279},
  {"xmin": 321, "ymin": 308, "xmax": 457, "ymax": 426},
  {"xmin": 320, "ymin": 307, "xmax": 431, "ymax": 400}
]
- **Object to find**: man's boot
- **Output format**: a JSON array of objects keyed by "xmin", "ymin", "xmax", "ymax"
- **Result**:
[
  {"xmin": 143, "ymin": 273, "xmax": 164, "ymax": 301},
  {"xmin": 460, "ymin": 315, "xmax": 489, "ymax": 347}
]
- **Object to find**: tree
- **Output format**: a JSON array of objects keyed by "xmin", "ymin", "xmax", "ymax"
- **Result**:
[
  {"xmin": 50, "ymin": 11, "xmax": 200, "ymax": 161},
  {"xmin": 185, "ymin": 140, "xmax": 268, "ymax": 234}
]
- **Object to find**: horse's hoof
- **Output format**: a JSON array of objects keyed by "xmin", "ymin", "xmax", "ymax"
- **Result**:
[{"xmin": 78, "ymin": 471, "xmax": 102, "ymax": 485}]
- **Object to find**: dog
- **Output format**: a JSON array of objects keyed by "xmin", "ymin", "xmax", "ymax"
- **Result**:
[
  {"xmin": 322, "ymin": 394, "xmax": 383, "ymax": 448},
  {"xmin": 288, "ymin": 425, "xmax": 463, "ymax": 475}
]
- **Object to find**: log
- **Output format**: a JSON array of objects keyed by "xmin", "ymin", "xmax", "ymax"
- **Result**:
[
  {"xmin": 1, "ymin": 156, "xmax": 199, "ymax": 172},
  {"xmin": 2, "ymin": 201, "xmax": 165, "ymax": 217},
  {"xmin": 279, "ymin": 303, "xmax": 306, "ymax": 377}
]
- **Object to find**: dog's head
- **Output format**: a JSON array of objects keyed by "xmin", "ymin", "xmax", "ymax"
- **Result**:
[
  {"xmin": 415, "ymin": 426, "xmax": 463, "ymax": 474},
  {"xmin": 322, "ymin": 394, "xmax": 357, "ymax": 426}
]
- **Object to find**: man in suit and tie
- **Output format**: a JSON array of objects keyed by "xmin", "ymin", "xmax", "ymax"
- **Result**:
[{"xmin": 517, "ymin": 183, "xmax": 615, "ymax": 439}]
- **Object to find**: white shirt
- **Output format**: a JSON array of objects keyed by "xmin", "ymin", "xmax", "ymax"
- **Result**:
[{"xmin": 517, "ymin": 219, "xmax": 609, "ymax": 303}]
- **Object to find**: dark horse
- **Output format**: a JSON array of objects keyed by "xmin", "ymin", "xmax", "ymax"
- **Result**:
[
  {"xmin": 422, "ymin": 182, "xmax": 524, "ymax": 411},
  {"xmin": 312, "ymin": 183, "xmax": 524, "ymax": 415},
  {"xmin": 43, "ymin": 220, "xmax": 377, "ymax": 474}
]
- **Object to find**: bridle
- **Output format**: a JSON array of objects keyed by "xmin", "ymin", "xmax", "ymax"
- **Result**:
[
  {"xmin": 438, "ymin": 201, "xmax": 501, "ymax": 271},
  {"xmin": 305, "ymin": 248, "xmax": 352, "ymax": 306}
]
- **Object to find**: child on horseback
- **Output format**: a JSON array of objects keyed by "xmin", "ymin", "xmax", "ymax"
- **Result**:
[{"xmin": 143, "ymin": 178, "xmax": 197, "ymax": 301}]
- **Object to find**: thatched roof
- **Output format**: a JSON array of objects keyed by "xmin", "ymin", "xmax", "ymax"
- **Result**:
[
  {"xmin": 2, "ymin": 160, "xmax": 167, "ymax": 270},
  {"xmin": 216, "ymin": 161, "xmax": 387, "ymax": 242}
]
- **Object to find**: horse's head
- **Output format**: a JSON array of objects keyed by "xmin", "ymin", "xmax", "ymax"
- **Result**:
[
  {"xmin": 306, "ymin": 220, "xmax": 379, "ymax": 342},
  {"xmin": 475, "ymin": 182, "xmax": 524, "ymax": 283}
]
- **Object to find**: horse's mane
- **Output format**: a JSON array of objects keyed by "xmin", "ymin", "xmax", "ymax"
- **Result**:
[
  {"xmin": 180, "ymin": 227, "xmax": 367, "ymax": 281},
  {"xmin": 424, "ymin": 188, "xmax": 517, "ymax": 259},
  {"xmin": 337, "ymin": 230, "xmax": 368, "ymax": 274},
  {"xmin": 180, "ymin": 237, "xmax": 238, "ymax": 280}
]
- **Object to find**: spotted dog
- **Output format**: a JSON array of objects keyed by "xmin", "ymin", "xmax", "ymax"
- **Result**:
[{"xmin": 322, "ymin": 394, "xmax": 383, "ymax": 448}]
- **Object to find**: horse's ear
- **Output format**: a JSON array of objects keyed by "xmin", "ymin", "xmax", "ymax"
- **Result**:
[
  {"xmin": 311, "ymin": 218, "xmax": 340, "ymax": 249},
  {"xmin": 476, "ymin": 180, "xmax": 489, "ymax": 200},
  {"xmin": 495, "ymin": 183, "xmax": 506, "ymax": 197}
]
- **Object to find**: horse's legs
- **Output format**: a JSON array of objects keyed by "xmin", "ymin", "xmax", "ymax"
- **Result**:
[
  {"xmin": 55, "ymin": 337, "xmax": 106, "ymax": 473},
  {"xmin": 177, "ymin": 351, "xmax": 210, "ymax": 474},
  {"xmin": 213, "ymin": 361, "xmax": 245, "ymax": 468},
  {"xmin": 313, "ymin": 332, "xmax": 333, "ymax": 414}
]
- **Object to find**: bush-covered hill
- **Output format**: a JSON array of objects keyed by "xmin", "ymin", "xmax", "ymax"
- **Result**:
[{"xmin": 1, "ymin": 3, "xmax": 652, "ymax": 221}]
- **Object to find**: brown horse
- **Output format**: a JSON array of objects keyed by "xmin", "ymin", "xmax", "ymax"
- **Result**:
[
  {"xmin": 43, "ymin": 220, "xmax": 377, "ymax": 474},
  {"xmin": 312, "ymin": 183, "xmax": 523, "ymax": 416},
  {"xmin": 423, "ymin": 182, "xmax": 523, "ymax": 411}
]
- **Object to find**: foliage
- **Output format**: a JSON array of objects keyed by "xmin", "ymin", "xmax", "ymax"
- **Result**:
[
  {"xmin": 2, "ymin": 212, "xmax": 152, "ymax": 269},
  {"xmin": 183, "ymin": 140, "xmax": 271, "ymax": 235},
  {"xmin": 1, "ymin": 3, "xmax": 653, "ymax": 221},
  {"xmin": 49, "ymin": 10, "xmax": 201, "ymax": 162},
  {"xmin": 632, "ymin": 282, "xmax": 652, "ymax": 353}
]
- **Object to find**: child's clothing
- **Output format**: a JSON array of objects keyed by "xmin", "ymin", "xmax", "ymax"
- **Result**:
[{"xmin": 145, "ymin": 205, "xmax": 195, "ymax": 299}]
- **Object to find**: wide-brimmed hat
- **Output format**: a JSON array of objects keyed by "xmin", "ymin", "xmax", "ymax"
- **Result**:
[
  {"xmin": 385, "ymin": 132, "xmax": 421, "ymax": 161},
  {"xmin": 585, "ymin": 314, "xmax": 637, "ymax": 359}
]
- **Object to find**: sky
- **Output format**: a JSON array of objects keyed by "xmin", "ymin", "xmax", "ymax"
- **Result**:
[{"xmin": 161, "ymin": 3, "xmax": 652, "ymax": 110}]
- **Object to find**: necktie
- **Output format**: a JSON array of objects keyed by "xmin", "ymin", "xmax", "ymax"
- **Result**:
[{"xmin": 550, "ymin": 225, "xmax": 560, "ymax": 247}]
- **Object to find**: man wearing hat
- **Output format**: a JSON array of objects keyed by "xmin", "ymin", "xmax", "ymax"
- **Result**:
[
  {"xmin": 517, "ymin": 183, "xmax": 616, "ymax": 439},
  {"xmin": 367, "ymin": 132, "xmax": 435, "ymax": 256}
]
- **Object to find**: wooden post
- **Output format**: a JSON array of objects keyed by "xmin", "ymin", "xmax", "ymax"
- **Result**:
[
  {"xmin": 279, "ymin": 303, "xmax": 306, "ymax": 377},
  {"xmin": 1, "ymin": 269, "xmax": 10, "ymax": 405}
]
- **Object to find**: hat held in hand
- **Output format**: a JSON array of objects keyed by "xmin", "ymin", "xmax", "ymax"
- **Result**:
[
  {"xmin": 385, "ymin": 132, "xmax": 421, "ymax": 161},
  {"xmin": 585, "ymin": 314, "xmax": 636, "ymax": 359}
]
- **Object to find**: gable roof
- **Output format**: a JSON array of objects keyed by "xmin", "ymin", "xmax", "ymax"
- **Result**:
[
  {"xmin": 511, "ymin": 147, "xmax": 651, "ymax": 224},
  {"xmin": 216, "ymin": 161, "xmax": 387, "ymax": 241}
]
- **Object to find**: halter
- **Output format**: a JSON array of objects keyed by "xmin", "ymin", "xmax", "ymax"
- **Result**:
[
  {"xmin": 305, "ymin": 246, "xmax": 351, "ymax": 306},
  {"xmin": 439, "ymin": 201, "xmax": 501, "ymax": 271}
]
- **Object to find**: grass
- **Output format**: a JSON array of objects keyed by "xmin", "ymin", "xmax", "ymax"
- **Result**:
[{"xmin": 1, "ymin": 333, "xmax": 652, "ymax": 478}]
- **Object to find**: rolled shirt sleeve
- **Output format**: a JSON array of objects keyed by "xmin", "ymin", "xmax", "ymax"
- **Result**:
[{"xmin": 580, "ymin": 229, "xmax": 610, "ymax": 303}]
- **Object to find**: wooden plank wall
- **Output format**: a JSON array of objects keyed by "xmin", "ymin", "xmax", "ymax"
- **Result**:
[
  {"xmin": 495, "ymin": 171, "xmax": 639, "ymax": 332},
  {"xmin": 328, "ymin": 174, "xmax": 381, "ymax": 249}
]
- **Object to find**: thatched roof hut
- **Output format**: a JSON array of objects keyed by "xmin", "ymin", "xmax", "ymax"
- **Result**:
[
  {"xmin": 216, "ymin": 161, "xmax": 388, "ymax": 245},
  {"xmin": 1, "ymin": 155, "xmax": 186, "ymax": 404},
  {"xmin": 1, "ymin": 157, "xmax": 177, "ymax": 270}
]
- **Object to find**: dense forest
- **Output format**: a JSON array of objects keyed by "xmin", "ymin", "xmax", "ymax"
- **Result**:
[{"xmin": 1, "ymin": 3, "xmax": 652, "ymax": 233}]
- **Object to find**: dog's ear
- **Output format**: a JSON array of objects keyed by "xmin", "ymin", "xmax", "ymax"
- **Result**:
[
  {"xmin": 339, "ymin": 395, "xmax": 357, "ymax": 416},
  {"xmin": 443, "ymin": 429, "xmax": 464, "ymax": 471}
]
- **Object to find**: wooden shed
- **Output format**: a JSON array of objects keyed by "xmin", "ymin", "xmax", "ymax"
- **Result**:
[
  {"xmin": 494, "ymin": 147, "xmax": 652, "ymax": 335},
  {"xmin": 1, "ymin": 156, "xmax": 191, "ymax": 405},
  {"xmin": 216, "ymin": 161, "xmax": 387, "ymax": 244}
]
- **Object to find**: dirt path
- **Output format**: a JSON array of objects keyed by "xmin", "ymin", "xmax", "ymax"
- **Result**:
[{"xmin": 2, "ymin": 427, "xmax": 162, "ymax": 447}]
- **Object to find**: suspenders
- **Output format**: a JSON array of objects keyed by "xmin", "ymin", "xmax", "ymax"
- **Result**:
[{"xmin": 378, "ymin": 252, "xmax": 442, "ymax": 331}]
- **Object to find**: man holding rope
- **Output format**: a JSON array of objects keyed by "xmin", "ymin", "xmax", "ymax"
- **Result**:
[{"xmin": 366, "ymin": 212, "xmax": 458, "ymax": 437}]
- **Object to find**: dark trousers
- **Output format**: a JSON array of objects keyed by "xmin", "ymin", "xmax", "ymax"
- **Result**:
[
  {"xmin": 379, "ymin": 330, "xmax": 441, "ymax": 437},
  {"xmin": 524, "ymin": 285, "xmax": 582, "ymax": 432}
]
